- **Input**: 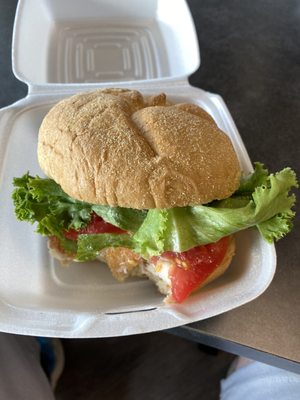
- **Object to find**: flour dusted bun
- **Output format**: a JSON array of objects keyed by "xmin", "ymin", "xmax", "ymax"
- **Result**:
[{"xmin": 38, "ymin": 88, "xmax": 241, "ymax": 209}]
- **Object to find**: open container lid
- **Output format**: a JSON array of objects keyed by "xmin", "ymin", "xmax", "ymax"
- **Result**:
[
  {"xmin": 12, "ymin": 0, "xmax": 200, "ymax": 88},
  {"xmin": 0, "ymin": 0, "xmax": 276, "ymax": 338}
]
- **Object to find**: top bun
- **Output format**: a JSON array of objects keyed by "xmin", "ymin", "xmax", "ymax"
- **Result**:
[{"xmin": 38, "ymin": 88, "xmax": 241, "ymax": 209}]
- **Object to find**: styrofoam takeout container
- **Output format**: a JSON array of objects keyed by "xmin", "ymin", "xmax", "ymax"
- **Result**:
[{"xmin": 0, "ymin": 0, "xmax": 276, "ymax": 338}]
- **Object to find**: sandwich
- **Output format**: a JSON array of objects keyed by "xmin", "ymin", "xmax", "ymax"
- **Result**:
[{"xmin": 12, "ymin": 88, "xmax": 297, "ymax": 303}]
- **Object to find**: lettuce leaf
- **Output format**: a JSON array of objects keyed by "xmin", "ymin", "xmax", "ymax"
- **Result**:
[
  {"xmin": 77, "ymin": 233, "xmax": 133, "ymax": 261},
  {"xmin": 132, "ymin": 209, "xmax": 169, "ymax": 256},
  {"xmin": 12, "ymin": 173, "xmax": 147, "ymax": 231},
  {"xmin": 12, "ymin": 173, "xmax": 93, "ymax": 236},
  {"xmin": 78, "ymin": 165, "xmax": 297, "ymax": 259},
  {"xmin": 235, "ymin": 162, "xmax": 269, "ymax": 194},
  {"xmin": 118, "ymin": 165, "xmax": 296, "ymax": 258},
  {"xmin": 12, "ymin": 164, "xmax": 298, "ymax": 260},
  {"xmin": 91, "ymin": 205, "xmax": 146, "ymax": 232}
]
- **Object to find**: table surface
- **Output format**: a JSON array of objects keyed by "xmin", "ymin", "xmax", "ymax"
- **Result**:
[{"xmin": 0, "ymin": 0, "xmax": 299, "ymax": 373}]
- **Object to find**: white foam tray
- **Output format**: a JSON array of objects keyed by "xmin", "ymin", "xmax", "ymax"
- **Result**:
[{"xmin": 0, "ymin": 0, "xmax": 276, "ymax": 338}]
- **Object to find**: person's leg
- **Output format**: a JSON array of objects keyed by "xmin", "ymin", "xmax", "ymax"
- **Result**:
[
  {"xmin": 220, "ymin": 358, "xmax": 300, "ymax": 400},
  {"xmin": 37, "ymin": 336, "xmax": 65, "ymax": 389},
  {"xmin": 0, "ymin": 332, "xmax": 56, "ymax": 400}
]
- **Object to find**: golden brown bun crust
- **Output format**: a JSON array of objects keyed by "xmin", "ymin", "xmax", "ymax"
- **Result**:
[{"xmin": 38, "ymin": 88, "xmax": 241, "ymax": 209}]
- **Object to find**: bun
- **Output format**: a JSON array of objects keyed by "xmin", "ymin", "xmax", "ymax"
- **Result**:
[{"xmin": 38, "ymin": 88, "xmax": 241, "ymax": 209}]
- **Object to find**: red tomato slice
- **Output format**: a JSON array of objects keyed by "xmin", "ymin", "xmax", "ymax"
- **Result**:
[
  {"xmin": 64, "ymin": 213, "xmax": 126, "ymax": 240},
  {"xmin": 154, "ymin": 236, "xmax": 230, "ymax": 303}
]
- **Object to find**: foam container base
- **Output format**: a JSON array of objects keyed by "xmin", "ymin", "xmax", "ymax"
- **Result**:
[
  {"xmin": 0, "ymin": 0, "xmax": 276, "ymax": 337},
  {"xmin": 0, "ymin": 87, "xmax": 276, "ymax": 337}
]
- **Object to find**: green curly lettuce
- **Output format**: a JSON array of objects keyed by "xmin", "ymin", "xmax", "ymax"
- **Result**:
[{"xmin": 12, "ymin": 163, "xmax": 298, "ymax": 260}]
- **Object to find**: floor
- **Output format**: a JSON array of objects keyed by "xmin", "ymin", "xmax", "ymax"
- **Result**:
[{"xmin": 55, "ymin": 332, "xmax": 235, "ymax": 400}]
